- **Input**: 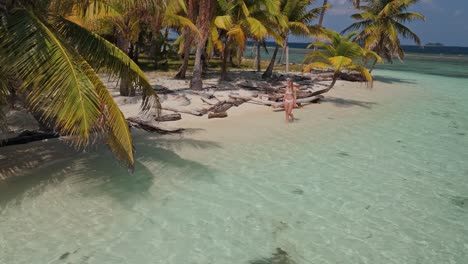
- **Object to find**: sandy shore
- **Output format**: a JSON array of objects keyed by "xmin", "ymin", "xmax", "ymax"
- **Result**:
[
  {"xmin": 0, "ymin": 70, "xmax": 413, "ymax": 180},
  {"xmin": 1, "ymin": 69, "xmax": 410, "ymax": 140}
]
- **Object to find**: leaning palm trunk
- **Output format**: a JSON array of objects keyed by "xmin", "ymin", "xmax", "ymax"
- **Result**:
[
  {"xmin": 262, "ymin": 44, "xmax": 280, "ymax": 78},
  {"xmin": 308, "ymin": 73, "xmax": 338, "ymax": 97}
]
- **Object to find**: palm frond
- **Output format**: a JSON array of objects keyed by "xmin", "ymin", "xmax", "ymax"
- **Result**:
[
  {"xmin": 4, "ymin": 9, "xmax": 102, "ymax": 146},
  {"xmin": 303, "ymin": 62, "xmax": 331, "ymax": 72},
  {"xmin": 52, "ymin": 16, "xmax": 160, "ymax": 114}
]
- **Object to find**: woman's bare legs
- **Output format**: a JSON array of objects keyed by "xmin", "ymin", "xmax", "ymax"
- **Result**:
[
  {"xmin": 288, "ymin": 103, "xmax": 294, "ymax": 121},
  {"xmin": 284, "ymin": 101, "xmax": 290, "ymax": 122}
]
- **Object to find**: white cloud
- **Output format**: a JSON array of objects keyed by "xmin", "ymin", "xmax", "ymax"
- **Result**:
[{"xmin": 327, "ymin": 0, "xmax": 355, "ymax": 16}]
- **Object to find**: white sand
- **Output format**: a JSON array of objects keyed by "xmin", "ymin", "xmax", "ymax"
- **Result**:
[{"xmin": 1, "ymin": 70, "xmax": 410, "ymax": 141}]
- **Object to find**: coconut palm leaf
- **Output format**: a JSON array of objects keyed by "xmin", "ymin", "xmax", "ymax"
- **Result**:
[
  {"xmin": 344, "ymin": 0, "xmax": 425, "ymax": 62},
  {"xmin": 3, "ymin": 9, "xmax": 103, "ymax": 145},
  {"xmin": 303, "ymin": 31, "xmax": 381, "ymax": 89},
  {"xmin": 1, "ymin": 7, "xmax": 140, "ymax": 169},
  {"xmin": 52, "ymin": 16, "xmax": 160, "ymax": 113}
]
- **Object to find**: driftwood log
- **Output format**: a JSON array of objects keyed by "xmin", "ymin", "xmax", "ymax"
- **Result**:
[
  {"xmin": 155, "ymin": 113, "xmax": 182, "ymax": 122},
  {"xmin": 208, "ymin": 112, "xmax": 228, "ymax": 119},
  {"xmin": 162, "ymin": 106, "xmax": 204, "ymax": 116},
  {"xmin": 127, "ymin": 117, "xmax": 184, "ymax": 134}
]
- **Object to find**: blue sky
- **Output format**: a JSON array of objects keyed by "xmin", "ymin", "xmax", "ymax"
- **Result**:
[{"xmin": 290, "ymin": 0, "xmax": 468, "ymax": 47}]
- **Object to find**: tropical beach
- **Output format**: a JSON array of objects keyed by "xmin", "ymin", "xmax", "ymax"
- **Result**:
[{"xmin": 1, "ymin": 0, "xmax": 468, "ymax": 263}]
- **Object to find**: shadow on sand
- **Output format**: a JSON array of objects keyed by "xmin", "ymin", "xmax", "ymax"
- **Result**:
[{"xmin": 0, "ymin": 133, "xmax": 221, "ymax": 208}]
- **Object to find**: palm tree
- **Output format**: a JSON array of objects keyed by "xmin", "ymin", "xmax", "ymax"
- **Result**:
[
  {"xmin": 342, "ymin": 0, "xmax": 425, "ymax": 69},
  {"xmin": 78, "ymin": 0, "xmax": 197, "ymax": 93},
  {"xmin": 215, "ymin": 0, "xmax": 282, "ymax": 80},
  {"xmin": 190, "ymin": 0, "xmax": 216, "ymax": 90},
  {"xmin": 0, "ymin": 0, "xmax": 160, "ymax": 170},
  {"xmin": 175, "ymin": 0, "xmax": 195, "ymax": 79},
  {"xmin": 303, "ymin": 31, "xmax": 382, "ymax": 95},
  {"xmin": 263, "ymin": 0, "xmax": 329, "ymax": 78}
]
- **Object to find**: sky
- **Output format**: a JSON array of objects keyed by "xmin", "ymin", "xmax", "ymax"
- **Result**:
[{"xmin": 290, "ymin": 0, "xmax": 468, "ymax": 47}]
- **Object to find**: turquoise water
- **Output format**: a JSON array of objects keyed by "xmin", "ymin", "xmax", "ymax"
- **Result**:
[{"xmin": 1, "ymin": 55, "xmax": 468, "ymax": 263}]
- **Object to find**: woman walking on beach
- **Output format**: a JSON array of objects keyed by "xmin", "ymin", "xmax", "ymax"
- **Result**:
[{"xmin": 283, "ymin": 78, "xmax": 299, "ymax": 122}]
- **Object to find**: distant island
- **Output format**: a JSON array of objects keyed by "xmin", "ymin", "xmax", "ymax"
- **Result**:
[{"xmin": 426, "ymin": 42, "xmax": 445, "ymax": 47}]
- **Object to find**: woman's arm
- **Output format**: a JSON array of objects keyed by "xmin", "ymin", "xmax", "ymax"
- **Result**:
[{"xmin": 293, "ymin": 85, "xmax": 298, "ymax": 107}]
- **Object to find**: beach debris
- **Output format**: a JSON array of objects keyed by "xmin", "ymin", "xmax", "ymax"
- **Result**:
[
  {"xmin": 200, "ymin": 97, "xmax": 219, "ymax": 105},
  {"xmin": 162, "ymin": 106, "xmax": 204, "ymax": 116}
]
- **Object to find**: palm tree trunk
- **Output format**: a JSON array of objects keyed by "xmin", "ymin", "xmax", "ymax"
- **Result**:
[
  {"xmin": 229, "ymin": 51, "xmax": 237, "ymax": 67},
  {"xmin": 190, "ymin": 0, "xmax": 213, "ymax": 88},
  {"xmin": 162, "ymin": 28, "xmax": 169, "ymax": 59},
  {"xmin": 175, "ymin": 37, "xmax": 192, "ymax": 79},
  {"xmin": 277, "ymin": 37, "xmax": 288, "ymax": 64},
  {"xmin": 220, "ymin": 38, "xmax": 230, "ymax": 81},
  {"xmin": 256, "ymin": 42, "xmax": 261, "ymax": 72},
  {"xmin": 262, "ymin": 44, "xmax": 280, "ymax": 79},
  {"xmin": 190, "ymin": 40, "xmax": 205, "ymax": 90},
  {"xmin": 318, "ymin": 0, "xmax": 328, "ymax": 27},
  {"xmin": 175, "ymin": 0, "xmax": 195, "ymax": 79},
  {"xmin": 308, "ymin": 73, "xmax": 338, "ymax": 97},
  {"xmin": 369, "ymin": 58, "xmax": 378, "ymax": 73},
  {"xmin": 117, "ymin": 35, "xmax": 134, "ymax": 96}
]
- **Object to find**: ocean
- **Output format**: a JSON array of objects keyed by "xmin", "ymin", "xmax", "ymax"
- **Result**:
[{"xmin": 0, "ymin": 45, "xmax": 467, "ymax": 263}]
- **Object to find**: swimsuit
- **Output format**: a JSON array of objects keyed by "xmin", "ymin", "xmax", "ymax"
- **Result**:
[{"xmin": 284, "ymin": 90, "xmax": 294, "ymax": 104}]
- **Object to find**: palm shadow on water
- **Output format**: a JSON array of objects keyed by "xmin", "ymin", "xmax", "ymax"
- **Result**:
[
  {"xmin": 0, "ymin": 134, "xmax": 221, "ymax": 209},
  {"xmin": 373, "ymin": 75, "xmax": 417, "ymax": 84},
  {"xmin": 249, "ymin": 248, "xmax": 296, "ymax": 264},
  {"xmin": 323, "ymin": 96, "xmax": 378, "ymax": 109}
]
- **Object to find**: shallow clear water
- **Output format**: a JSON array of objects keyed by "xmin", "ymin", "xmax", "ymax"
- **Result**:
[{"xmin": 1, "ymin": 57, "xmax": 468, "ymax": 263}]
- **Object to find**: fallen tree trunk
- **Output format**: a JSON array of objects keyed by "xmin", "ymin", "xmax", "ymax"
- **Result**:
[
  {"xmin": 162, "ymin": 106, "xmax": 204, "ymax": 116},
  {"xmin": 127, "ymin": 117, "xmax": 184, "ymax": 134},
  {"xmin": 0, "ymin": 130, "xmax": 59, "ymax": 147},
  {"xmin": 155, "ymin": 113, "xmax": 182, "ymax": 122}
]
